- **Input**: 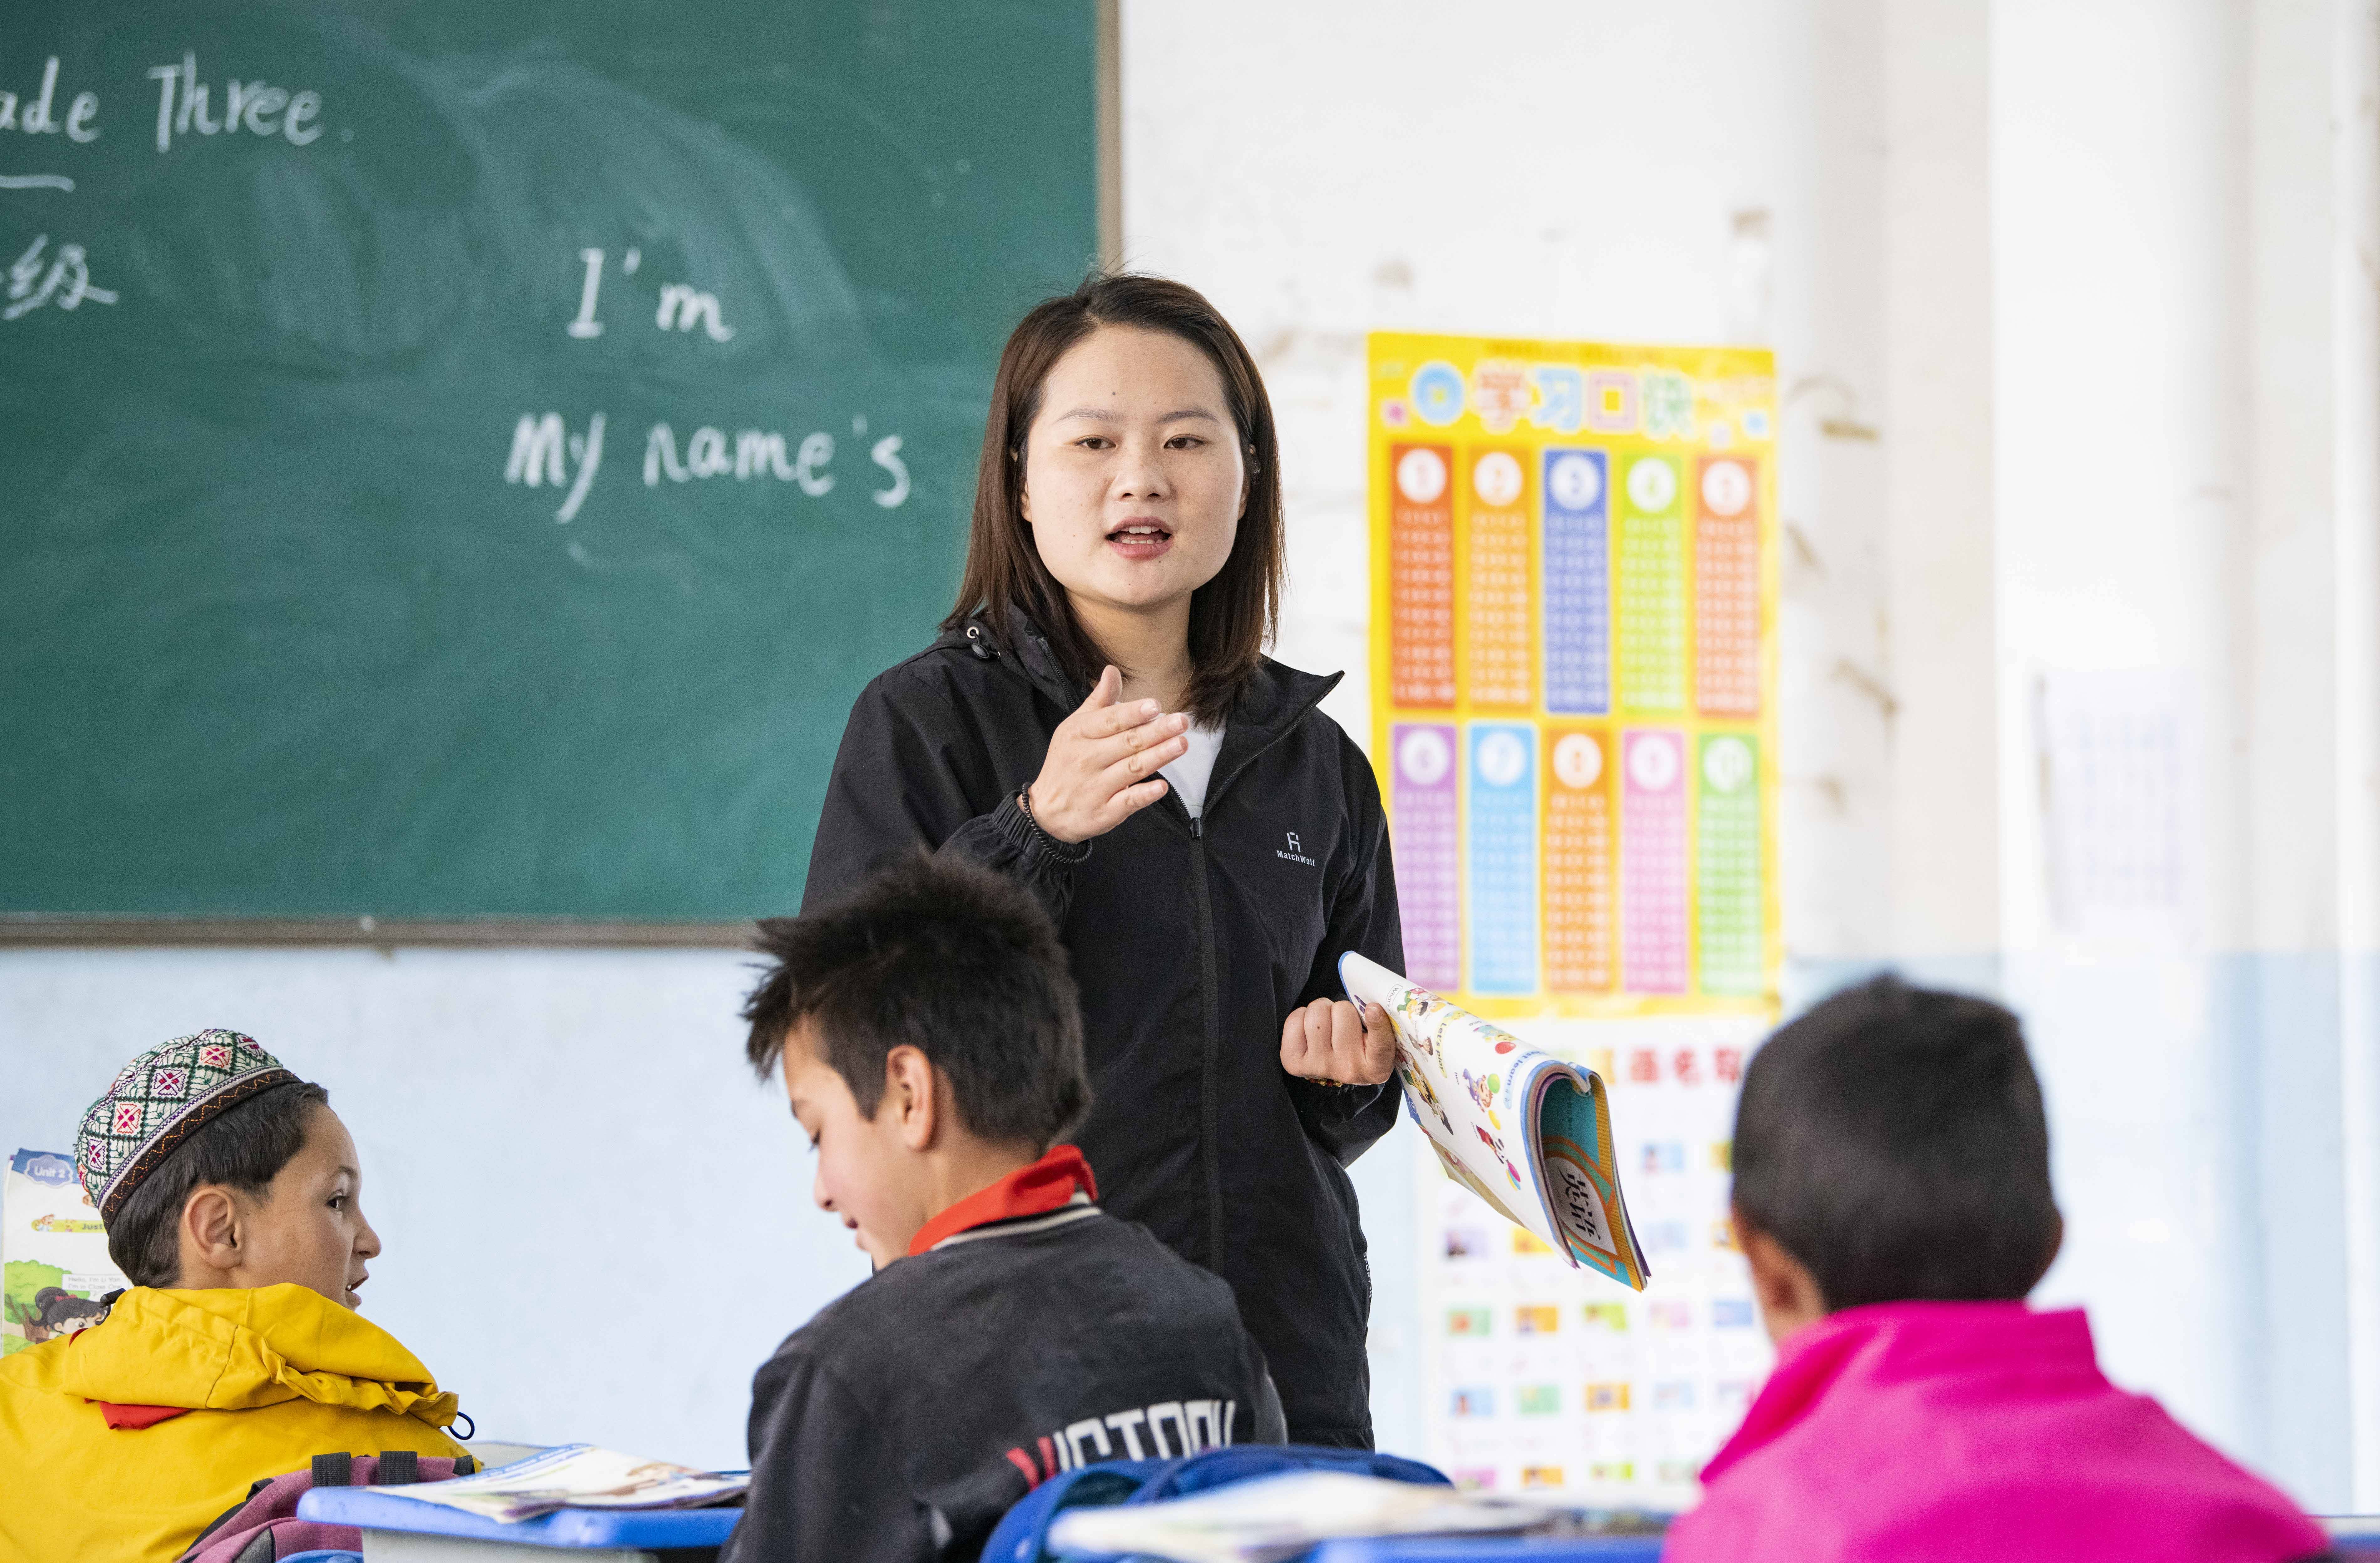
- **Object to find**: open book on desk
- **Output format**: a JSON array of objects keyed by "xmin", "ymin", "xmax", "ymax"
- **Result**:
[
  {"xmin": 360, "ymin": 1444, "xmax": 746, "ymax": 1523},
  {"xmin": 1339, "ymin": 952, "xmax": 1650, "ymax": 1290}
]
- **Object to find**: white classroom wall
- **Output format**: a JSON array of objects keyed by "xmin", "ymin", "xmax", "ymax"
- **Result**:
[
  {"xmin": 1125, "ymin": 0, "xmax": 2380, "ymax": 1509},
  {"xmin": 5, "ymin": 0, "xmax": 2378, "ymax": 1506}
]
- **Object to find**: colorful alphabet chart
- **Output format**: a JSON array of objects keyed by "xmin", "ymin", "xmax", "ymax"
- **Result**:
[
  {"xmin": 1417, "ymin": 1018, "xmax": 1772, "ymax": 1505},
  {"xmin": 1370, "ymin": 335, "xmax": 1780, "ymax": 1017}
]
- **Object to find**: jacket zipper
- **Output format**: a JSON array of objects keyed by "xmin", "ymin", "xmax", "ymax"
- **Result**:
[
  {"xmin": 1187, "ymin": 813, "xmax": 1226, "ymax": 1273},
  {"xmin": 1150, "ymin": 670, "xmax": 1342, "ymax": 1281}
]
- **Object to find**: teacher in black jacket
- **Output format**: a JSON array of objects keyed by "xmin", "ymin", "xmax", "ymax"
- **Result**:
[{"xmin": 803, "ymin": 273, "xmax": 1405, "ymax": 1447}]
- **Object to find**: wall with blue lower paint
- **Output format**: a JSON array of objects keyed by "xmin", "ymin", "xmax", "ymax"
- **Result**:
[{"xmin": 0, "ymin": 947, "xmax": 865, "ymax": 1469}]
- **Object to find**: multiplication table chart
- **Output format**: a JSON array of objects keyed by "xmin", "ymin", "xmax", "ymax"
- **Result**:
[{"xmin": 1367, "ymin": 335, "xmax": 1780, "ymax": 1017}]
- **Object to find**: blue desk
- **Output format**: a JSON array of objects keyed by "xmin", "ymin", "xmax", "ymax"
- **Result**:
[
  {"xmin": 1319, "ymin": 1521, "xmax": 2380, "ymax": 1563},
  {"xmin": 298, "ymin": 1486, "xmax": 738, "ymax": 1557},
  {"xmin": 1311, "ymin": 1536, "xmax": 1664, "ymax": 1563}
]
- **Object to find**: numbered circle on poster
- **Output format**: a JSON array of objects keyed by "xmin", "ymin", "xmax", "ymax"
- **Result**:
[
  {"xmin": 1396, "ymin": 446, "xmax": 1449, "ymax": 504},
  {"xmin": 1398, "ymin": 726, "xmax": 1452, "ymax": 787},
  {"xmin": 1473, "ymin": 451, "xmax": 1524, "ymax": 508},
  {"xmin": 1552, "ymin": 732, "xmax": 1604, "ymax": 790},
  {"xmin": 1476, "ymin": 730, "xmax": 1529, "ymax": 788},
  {"xmin": 1625, "ymin": 456, "xmax": 1678, "ymax": 514},
  {"xmin": 1627, "ymin": 731, "xmax": 1681, "ymax": 792},
  {"xmin": 1411, "ymin": 361, "xmax": 1465, "ymax": 426},
  {"xmin": 1703, "ymin": 736, "xmax": 1754, "ymax": 793},
  {"xmin": 1702, "ymin": 458, "xmax": 1753, "ymax": 518},
  {"xmin": 1548, "ymin": 452, "xmax": 1603, "ymax": 512}
]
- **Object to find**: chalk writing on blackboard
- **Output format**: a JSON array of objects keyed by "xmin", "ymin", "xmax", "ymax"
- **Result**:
[
  {"xmin": 506, "ymin": 414, "xmax": 608, "ymax": 524},
  {"xmin": 4, "ymin": 234, "xmax": 113, "ymax": 320},
  {"xmin": 644, "ymin": 425, "xmax": 832, "ymax": 493},
  {"xmin": 0, "ymin": 48, "xmax": 325, "ymax": 155},
  {"xmin": 4, "ymin": 41, "xmax": 923, "ymax": 530},
  {"xmin": 145, "ymin": 53, "xmax": 323, "ymax": 152},
  {"xmin": 0, "ymin": 56, "xmax": 100, "ymax": 143},
  {"xmin": 506, "ymin": 417, "xmax": 911, "ymax": 521},
  {"xmin": 566, "ymin": 247, "xmax": 734, "ymax": 343},
  {"xmin": 656, "ymin": 284, "xmax": 733, "ymax": 342}
]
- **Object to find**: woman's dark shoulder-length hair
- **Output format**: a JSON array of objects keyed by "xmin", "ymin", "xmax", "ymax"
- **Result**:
[{"xmin": 943, "ymin": 271, "xmax": 1283, "ymax": 725}]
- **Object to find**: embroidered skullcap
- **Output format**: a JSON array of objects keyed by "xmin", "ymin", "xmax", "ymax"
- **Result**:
[{"xmin": 75, "ymin": 1030, "xmax": 300, "ymax": 1222}]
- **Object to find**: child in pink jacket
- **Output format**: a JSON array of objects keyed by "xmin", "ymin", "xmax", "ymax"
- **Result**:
[{"xmin": 1666, "ymin": 977, "xmax": 2327, "ymax": 1563}]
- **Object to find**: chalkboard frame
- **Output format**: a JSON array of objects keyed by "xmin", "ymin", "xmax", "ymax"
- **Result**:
[{"xmin": 1, "ymin": 0, "xmax": 1122, "ymax": 949}]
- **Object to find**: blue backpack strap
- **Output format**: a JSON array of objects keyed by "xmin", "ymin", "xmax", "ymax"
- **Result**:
[
  {"xmin": 1131, "ymin": 1444, "xmax": 1452, "ymax": 1503},
  {"xmin": 977, "ymin": 1458, "xmax": 1162, "ymax": 1563},
  {"xmin": 980, "ymin": 1446, "xmax": 1453, "ymax": 1563}
]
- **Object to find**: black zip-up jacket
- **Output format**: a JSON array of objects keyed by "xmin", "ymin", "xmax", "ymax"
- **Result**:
[
  {"xmin": 724, "ymin": 1206, "xmax": 1286, "ymax": 1563},
  {"xmin": 803, "ymin": 618, "xmax": 1406, "ymax": 1443}
]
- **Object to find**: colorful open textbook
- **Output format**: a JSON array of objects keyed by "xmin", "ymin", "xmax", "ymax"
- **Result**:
[
  {"xmin": 1340, "ymin": 953, "xmax": 1649, "ymax": 1289},
  {"xmin": 364, "ymin": 1445, "xmax": 748, "ymax": 1523}
]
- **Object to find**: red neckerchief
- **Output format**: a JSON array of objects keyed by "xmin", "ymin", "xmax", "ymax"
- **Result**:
[
  {"xmin": 907, "ymin": 1144, "xmax": 1098, "ymax": 1257},
  {"xmin": 68, "ymin": 1328, "xmax": 192, "ymax": 1429}
]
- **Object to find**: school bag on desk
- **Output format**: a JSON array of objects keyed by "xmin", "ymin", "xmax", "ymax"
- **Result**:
[
  {"xmin": 981, "ymin": 1444, "xmax": 1449, "ymax": 1563},
  {"xmin": 179, "ymin": 1449, "xmax": 479, "ymax": 1563}
]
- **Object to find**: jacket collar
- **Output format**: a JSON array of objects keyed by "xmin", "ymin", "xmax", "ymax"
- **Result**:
[
  {"xmin": 1700, "ymin": 1300, "xmax": 2099, "ymax": 1485},
  {"xmin": 1209, "ymin": 659, "xmax": 1342, "ymax": 805},
  {"xmin": 908, "ymin": 1143, "xmax": 1099, "ymax": 1256},
  {"xmin": 942, "ymin": 612, "xmax": 1342, "ymax": 787}
]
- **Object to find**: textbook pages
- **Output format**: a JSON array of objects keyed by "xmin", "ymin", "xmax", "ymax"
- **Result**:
[
  {"xmin": 366, "ymin": 1445, "xmax": 748, "ymax": 1523},
  {"xmin": 1340, "ymin": 953, "xmax": 1650, "ymax": 1289}
]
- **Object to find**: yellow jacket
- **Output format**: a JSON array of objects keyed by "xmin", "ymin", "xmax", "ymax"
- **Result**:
[{"xmin": 0, "ymin": 1284, "xmax": 466, "ymax": 1563}]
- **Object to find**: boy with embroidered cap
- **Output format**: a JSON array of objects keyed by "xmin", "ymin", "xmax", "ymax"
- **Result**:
[
  {"xmin": 726, "ymin": 853, "xmax": 1285, "ymax": 1563},
  {"xmin": 0, "ymin": 1032, "xmax": 468, "ymax": 1563},
  {"xmin": 1668, "ymin": 978, "xmax": 2324, "ymax": 1563}
]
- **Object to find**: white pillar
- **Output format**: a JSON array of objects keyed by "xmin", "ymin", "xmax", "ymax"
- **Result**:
[{"xmin": 1884, "ymin": 0, "xmax": 2001, "ymax": 970}]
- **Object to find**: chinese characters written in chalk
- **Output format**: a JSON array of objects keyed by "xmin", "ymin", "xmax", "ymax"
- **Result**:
[{"xmin": 4, "ymin": 234, "xmax": 115, "ymax": 321}]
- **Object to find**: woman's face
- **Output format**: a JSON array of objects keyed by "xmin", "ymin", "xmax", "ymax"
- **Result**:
[{"xmin": 1020, "ymin": 324, "xmax": 1248, "ymax": 621}]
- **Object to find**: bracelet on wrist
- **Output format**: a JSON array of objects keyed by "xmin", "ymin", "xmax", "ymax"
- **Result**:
[{"xmin": 1016, "ymin": 787, "xmax": 1091, "ymax": 863}]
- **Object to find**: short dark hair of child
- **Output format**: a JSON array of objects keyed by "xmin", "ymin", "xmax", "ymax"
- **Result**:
[
  {"xmin": 743, "ymin": 854, "xmax": 1091, "ymax": 1150},
  {"xmin": 107, "ymin": 1080, "xmax": 333, "ymax": 1288},
  {"xmin": 1732, "ymin": 976, "xmax": 2059, "ymax": 1310}
]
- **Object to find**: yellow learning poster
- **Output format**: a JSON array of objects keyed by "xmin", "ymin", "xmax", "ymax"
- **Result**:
[{"xmin": 1368, "ymin": 335, "xmax": 1780, "ymax": 1017}]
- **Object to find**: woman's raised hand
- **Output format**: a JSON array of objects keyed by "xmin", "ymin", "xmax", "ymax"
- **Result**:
[
  {"xmin": 1280, "ymin": 997, "xmax": 1400, "ymax": 1087},
  {"xmin": 1024, "ymin": 666, "xmax": 1191, "ymax": 844}
]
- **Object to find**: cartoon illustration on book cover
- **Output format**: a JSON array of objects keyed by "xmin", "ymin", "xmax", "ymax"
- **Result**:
[{"xmin": 4, "ymin": 1150, "xmax": 129, "ymax": 1356}]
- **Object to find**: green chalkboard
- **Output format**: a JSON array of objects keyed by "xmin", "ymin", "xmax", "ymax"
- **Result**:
[{"xmin": 0, "ymin": 1, "xmax": 1100, "ymax": 925}]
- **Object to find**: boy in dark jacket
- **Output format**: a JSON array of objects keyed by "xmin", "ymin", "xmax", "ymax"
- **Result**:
[{"xmin": 724, "ymin": 854, "xmax": 1286, "ymax": 1563}]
